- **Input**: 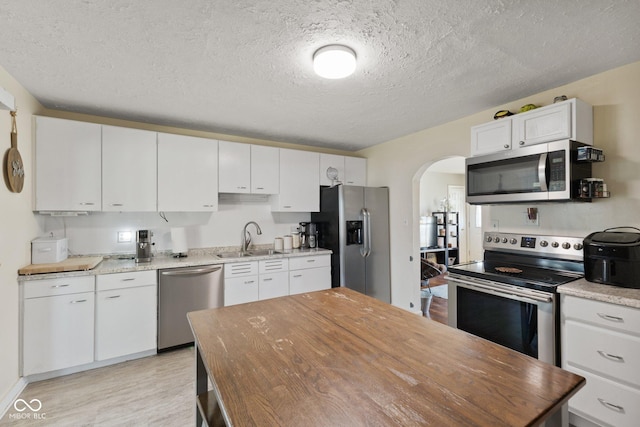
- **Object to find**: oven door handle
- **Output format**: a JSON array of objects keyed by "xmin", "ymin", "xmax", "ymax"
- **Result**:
[{"xmin": 450, "ymin": 276, "xmax": 553, "ymax": 304}]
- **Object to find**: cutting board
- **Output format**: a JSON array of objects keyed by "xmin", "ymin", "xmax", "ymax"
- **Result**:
[{"xmin": 18, "ymin": 256, "xmax": 103, "ymax": 275}]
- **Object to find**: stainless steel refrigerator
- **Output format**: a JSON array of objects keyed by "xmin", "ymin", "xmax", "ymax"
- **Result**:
[{"xmin": 312, "ymin": 185, "xmax": 391, "ymax": 303}]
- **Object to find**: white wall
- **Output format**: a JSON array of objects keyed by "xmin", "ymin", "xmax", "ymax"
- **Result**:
[
  {"xmin": 38, "ymin": 199, "xmax": 309, "ymax": 256},
  {"xmin": 360, "ymin": 60, "xmax": 640, "ymax": 312},
  {"xmin": 0, "ymin": 66, "xmax": 43, "ymax": 407},
  {"xmin": 419, "ymin": 172, "xmax": 464, "ymax": 216}
]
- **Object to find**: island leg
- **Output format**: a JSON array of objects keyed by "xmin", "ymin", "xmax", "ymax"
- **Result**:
[{"xmin": 196, "ymin": 343, "xmax": 206, "ymax": 426}]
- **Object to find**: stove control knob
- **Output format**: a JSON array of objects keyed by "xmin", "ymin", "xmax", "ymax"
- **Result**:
[
  {"xmin": 501, "ymin": 237, "xmax": 508, "ymax": 243},
  {"xmin": 551, "ymin": 242, "xmax": 559, "ymax": 248},
  {"xmin": 574, "ymin": 243, "xmax": 583, "ymax": 250},
  {"xmin": 486, "ymin": 236, "xmax": 493, "ymax": 242},
  {"xmin": 510, "ymin": 238, "xmax": 517, "ymax": 244},
  {"xmin": 540, "ymin": 240, "xmax": 549, "ymax": 247},
  {"xmin": 562, "ymin": 242, "xmax": 571, "ymax": 250}
]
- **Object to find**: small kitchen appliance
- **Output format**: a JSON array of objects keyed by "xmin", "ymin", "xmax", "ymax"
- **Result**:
[
  {"xmin": 31, "ymin": 236, "xmax": 68, "ymax": 264},
  {"xmin": 447, "ymin": 232, "xmax": 585, "ymax": 366},
  {"xmin": 135, "ymin": 230, "xmax": 152, "ymax": 263},
  {"xmin": 584, "ymin": 227, "xmax": 640, "ymax": 289}
]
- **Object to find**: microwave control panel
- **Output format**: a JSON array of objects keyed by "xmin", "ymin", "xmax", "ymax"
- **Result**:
[{"xmin": 548, "ymin": 150, "xmax": 566, "ymax": 191}]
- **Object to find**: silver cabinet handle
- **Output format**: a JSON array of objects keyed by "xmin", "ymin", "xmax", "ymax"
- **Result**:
[
  {"xmin": 293, "ymin": 274, "xmax": 302, "ymax": 278},
  {"xmin": 238, "ymin": 186, "xmax": 247, "ymax": 189},
  {"xmin": 597, "ymin": 312, "xmax": 624, "ymax": 322},
  {"xmin": 70, "ymin": 299, "xmax": 87, "ymax": 304},
  {"xmin": 263, "ymin": 278, "xmax": 273, "ymax": 282},
  {"xmin": 283, "ymin": 205, "xmax": 292, "ymax": 209},
  {"xmin": 107, "ymin": 295, "xmax": 121, "ymax": 299},
  {"xmin": 52, "ymin": 284, "xmax": 70, "ymax": 288},
  {"xmin": 597, "ymin": 398, "xmax": 625, "ymax": 413},
  {"xmin": 597, "ymin": 350, "xmax": 624, "ymax": 362},
  {"xmin": 306, "ymin": 259, "xmax": 315, "ymax": 263},
  {"xmin": 79, "ymin": 202, "xmax": 95, "ymax": 206},
  {"xmin": 519, "ymin": 140, "xmax": 525, "ymax": 146},
  {"xmin": 110, "ymin": 203, "xmax": 124, "ymax": 207},
  {"xmin": 244, "ymin": 280, "xmax": 255, "ymax": 284},
  {"xmin": 121, "ymin": 278, "xmax": 135, "ymax": 281},
  {"xmin": 203, "ymin": 204, "xmax": 215, "ymax": 208},
  {"xmin": 503, "ymin": 144, "xmax": 510, "ymax": 149},
  {"xmin": 256, "ymin": 187, "xmax": 264, "ymax": 190}
]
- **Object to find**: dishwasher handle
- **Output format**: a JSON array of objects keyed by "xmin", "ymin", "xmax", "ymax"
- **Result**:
[{"xmin": 160, "ymin": 265, "xmax": 222, "ymax": 277}]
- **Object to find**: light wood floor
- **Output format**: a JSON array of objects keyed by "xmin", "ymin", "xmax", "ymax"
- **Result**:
[{"xmin": 0, "ymin": 347, "xmax": 195, "ymax": 426}]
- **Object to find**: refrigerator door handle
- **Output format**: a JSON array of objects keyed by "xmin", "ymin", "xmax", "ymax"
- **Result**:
[{"xmin": 360, "ymin": 208, "xmax": 372, "ymax": 257}]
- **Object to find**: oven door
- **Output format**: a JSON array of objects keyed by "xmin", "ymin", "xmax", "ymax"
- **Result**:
[{"xmin": 448, "ymin": 274, "xmax": 558, "ymax": 366}]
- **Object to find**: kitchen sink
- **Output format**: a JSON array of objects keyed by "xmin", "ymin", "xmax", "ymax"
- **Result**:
[{"xmin": 216, "ymin": 249, "xmax": 278, "ymax": 259}]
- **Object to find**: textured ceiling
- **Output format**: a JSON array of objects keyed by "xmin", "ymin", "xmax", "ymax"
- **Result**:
[{"xmin": 1, "ymin": 0, "xmax": 639, "ymax": 151}]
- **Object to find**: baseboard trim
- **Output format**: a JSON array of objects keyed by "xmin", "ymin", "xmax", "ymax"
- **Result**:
[{"xmin": 0, "ymin": 377, "xmax": 28, "ymax": 420}]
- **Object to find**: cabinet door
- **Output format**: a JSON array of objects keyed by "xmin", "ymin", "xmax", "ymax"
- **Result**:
[
  {"xmin": 289, "ymin": 267, "xmax": 331, "ymax": 295},
  {"xmin": 158, "ymin": 133, "xmax": 218, "ymax": 211},
  {"xmin": 95, "ymin": 285, "xmax": 157, "ymax": 361},
  {"xmin": 272, "ymin": 149, "xmax": 320, "ymax": 212},
  {"xmin": 251, "ymin": 145, "xmax": 279, "ymax": 194},
  {"xmin": 224, "ymin": 276, "xmax": 259, "ymax": 306},
  {"xmin": 513, "ymin": 102, "xmax": 571, "ymax": 147},
  {"xmin": 23, "ymin": 292, "xmax": 95, "ymax": 376},
  {"xmin": 102, "ymin": 126, "xmax": 157, "ymax": 211},
  {"xmin": 470, "ymin": 119, "xmax": 512, "ymax": 156},
  {"xmin": 219, "ymin": 140, "xmax": 250, "ymax": 193},
  {"xmin": 259, "ymin": 271, "xmax": 289, "ymax": 300},
  {"xmin": 344, "ymin": 157, "xmax": 367, "ymax": 186},
  {"xmin": 319, "ymin": 154, "xmax": 345, "ymax": 186},
  {"xmin": 34, "ymin": 116, "xmax": 102, "ymax": 211}
]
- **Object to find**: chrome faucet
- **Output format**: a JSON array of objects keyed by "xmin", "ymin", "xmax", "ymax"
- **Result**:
[{"xmin": 241, "ymin": 221, "xmax": 262, "ymax": 254}]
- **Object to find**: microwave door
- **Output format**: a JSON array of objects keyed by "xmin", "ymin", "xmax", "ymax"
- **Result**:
[{"xmin": 466, "ymin": 144, "xmax": 550, "ymax": 204}]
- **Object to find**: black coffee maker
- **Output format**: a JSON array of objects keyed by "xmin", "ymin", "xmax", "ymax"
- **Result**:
[{"xmin": 299, "ymin": 222, "xmax": 318, "ymax": 249}]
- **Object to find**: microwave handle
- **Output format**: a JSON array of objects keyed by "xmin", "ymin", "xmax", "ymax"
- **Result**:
[{"xmin": 538, "ymin": 153, "xmax": 548, "ymax": 192}]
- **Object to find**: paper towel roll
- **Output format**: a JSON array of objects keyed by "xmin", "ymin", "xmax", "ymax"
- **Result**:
[{"xmin": 171, "ymin": 227, "xmax": 189, "ymax": 255}]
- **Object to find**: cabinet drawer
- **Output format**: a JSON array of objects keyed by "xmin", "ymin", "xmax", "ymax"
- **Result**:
[
  {"xmin": 224, "ymin": 276, "xmax": 259, "ymax": 306},
  {"xmin": 564, "ymin": 320, "xmax": 640, "ymax": 386},
  {"xmin": 289, "ymin": 255, "xmax": 331, "ymax": 271},
  {"xmin": 563, "ymin": 295, "xmax": 640, "ymax": 335},
  {"xmin": 259, "ymin": 271, "xmax": 289, "ymax": 300},
  {"xmin": 224, "ymin": 261, "xmax": 258, "ymax": 278},
  {"xmin": 259, "ymin": 258, "xmax": 288, "ymax": 274},
  {"xmin": 23, "ymin": 276, "xmax": 95, "ymax": 299},
  {"xmin": 567, "ymin": 365, "xmax": 640, "ymax": 427},
  {"xmin": 97, "ymin": 270, "xmax": 157, "ymax": 291}
]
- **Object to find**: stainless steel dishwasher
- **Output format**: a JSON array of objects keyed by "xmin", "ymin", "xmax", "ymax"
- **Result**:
[{"xmin": 158, "ymin": 264, "xmax": 223, "ymax": 351}]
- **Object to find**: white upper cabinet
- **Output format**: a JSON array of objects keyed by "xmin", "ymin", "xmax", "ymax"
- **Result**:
[
  {"xmin": 319, "ymin": 154, "xmax": 345, "ymax": 186},
  {"xmin": 272, "ymin": 149, "xmax": 320, "ymax": 212},
  {"xmin": 470, "ymin": 119, "xmax": 513, "ymax": 156},
  {"xmin": 102, "ymin": 126, "xmax": 157, "ymax": 211},
  {"xmin": 251, "ymin": 145, "xmax": 279, "ymax": 194},
  {"xmin": 470, "ymin": 98, "xmax": 593, "ymax": 156},
  {"xmin": 218, "ymin": 140, "xmax": 251, "ymax": 193},
  {"xmin": 344, "ymin": 156, "xmax": 367, "ymax": 186},
  {"xmin": 512, "ymin": 98, "xmax": 593, "ymax": 147},
  {"xmin": 158, "ymin": 133, "xmax": 218, "ymax": 211},
  {"xmin": 34, "ymin": 116, "xmax": 102, "ymax": 212}
]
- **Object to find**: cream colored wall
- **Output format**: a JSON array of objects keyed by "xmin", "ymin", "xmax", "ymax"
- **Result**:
[
  {"xmin": 419, "ymin": 172, "xmax": 465, "ymax": 216},
  {"xmin": 0, "ymin": 66, "xmax": 44, "ymax": 405},
  {"xmin": 360, "ymin": 60, "xmax": 640, "ymax": 312}
]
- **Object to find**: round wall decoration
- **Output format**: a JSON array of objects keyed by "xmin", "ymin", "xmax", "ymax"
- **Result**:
[{"xmin": 5, "ymin": 110, "xmax": 24, "ymax": 193}]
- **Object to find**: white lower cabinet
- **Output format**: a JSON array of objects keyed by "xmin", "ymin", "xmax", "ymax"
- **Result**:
[
  {"xmin": 289, "ymin": 255, "xmax": 331, "ymax": 295},
  {"xmin": 95, "ymin": 271, "xmax": 157, "ymax": 361},
  {"xmin": 224, "ymin": 262, "xmax": 259, "ymax": 306},
  {"xmin": 22, "ymin": 276, "xmax": 95, "ymax": 376},
  {"xmin": 561, "ymin": 294, "xmax": 640, "ymax": 427},
  {"xmin": 258, "ymin": 258, "xmax": 289, "ymax": 300}
]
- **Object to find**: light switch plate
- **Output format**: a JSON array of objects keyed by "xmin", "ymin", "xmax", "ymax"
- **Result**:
[{"xmin": 117, "ymin": 231, "xmax": 133, "ymax": 243}]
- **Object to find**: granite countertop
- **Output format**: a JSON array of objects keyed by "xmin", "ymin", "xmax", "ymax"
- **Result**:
[
  {"xmin": 18, "ymin": 247, "xmax": 332, "ymax": 282},
  {"xmin": 557, "ymin": 278, "xmax": 640, "ymax": 309}
]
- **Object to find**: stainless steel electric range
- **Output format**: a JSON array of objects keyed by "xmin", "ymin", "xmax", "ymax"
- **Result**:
[{"xmin": 448, "ymin": 232, "xmax": 585, "ymax": 366}]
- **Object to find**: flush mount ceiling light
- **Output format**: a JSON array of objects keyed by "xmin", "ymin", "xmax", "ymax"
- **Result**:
[{"xmin": 313, "ymin": 45, "xmax": 357, "ymax": 79}]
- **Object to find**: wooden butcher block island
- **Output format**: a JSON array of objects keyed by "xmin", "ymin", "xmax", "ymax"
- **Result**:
[{"xmin": 188, "ymin": 288, "xmax": 584, "ymax": 427}]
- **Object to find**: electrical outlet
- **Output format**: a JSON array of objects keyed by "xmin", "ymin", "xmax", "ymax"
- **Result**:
[
  {"xmin": 117, "ymin": 231, "xmax": 133, "ymax": 243},
  {"xmin": 523, "ymin": 213, "xmax": 539, "ymax": 226},
  {"xmin": 490, "ymin": 220, "xmax": 499, "ymax": 229}
]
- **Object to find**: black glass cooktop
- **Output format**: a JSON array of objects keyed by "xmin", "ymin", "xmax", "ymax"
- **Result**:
[{"xmin": 448, "ymin": 251, "xmax": 584, "ymax": 291}]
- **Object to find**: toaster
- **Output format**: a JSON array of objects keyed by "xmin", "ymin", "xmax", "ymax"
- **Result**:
[{"xmin": 583, "ymin": 228, "xmax": 640, "ymax": 289}]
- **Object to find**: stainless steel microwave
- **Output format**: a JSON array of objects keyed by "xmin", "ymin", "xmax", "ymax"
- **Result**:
[{"xmin": 466, "ymin": 139, "xmax": 592, "ymax": 204}]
